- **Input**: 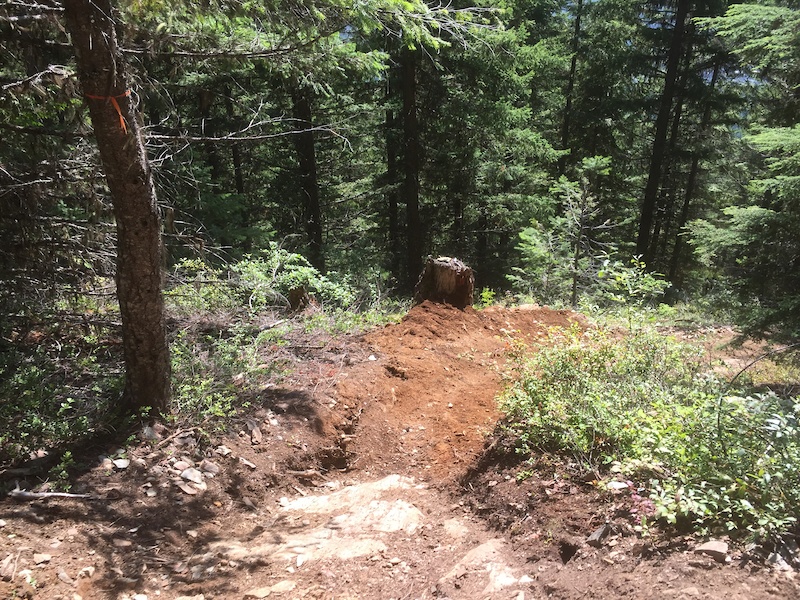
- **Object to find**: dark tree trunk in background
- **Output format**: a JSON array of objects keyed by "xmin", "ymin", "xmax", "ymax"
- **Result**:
[
  {"xmin": 669, "ymin": 58, "xmax": 721, "ymax": 286},
  {"xmin": 559, "ymin": 0, "xmax": 583, "ymax": 175},
  {"xmin": 385, "ymin": 74, "xmax": 402, "ymax": 281},
  {"xmin": 637, "ymin": 0, "xmax": 690, "ymax": 263},
  {"xmin": 401, "ymin": 48, "xmax": 423, "ymax": 290},
  {"xmin": 63, "ymin": 0, "xmax": 170, "ymax": 415},
  {"xmin": 291, "ymin": 86, "xmax": 325, "ymax": 272}
]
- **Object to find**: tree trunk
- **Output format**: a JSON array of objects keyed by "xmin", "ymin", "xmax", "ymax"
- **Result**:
[
  {"xmin": 669, "ymin": 58, "xmax": 721, "ymax": 285},
  {"xmin": 636, "ymin": 0, "xmax": 690, "ymax": 262},
  {"xmin": 291, "ymin": 86, "xmax": 325, "ymax": 272},
  {"xmin": 63, "ymin": 0, "xmax": 170, "ymax": 415},
  {"xmin": 559, "ymin": 0, "xmax": 584, "ymax": 175},
  {"xmin": 401, "ymin": 48, "xmax": 423, "ymax": 290},
  {"xmin": 385, "ymin": 70, "xmax": 402, "ymax": 280},
  {"xmin": 414, "ymin": 257, "xmax": 474, "ymax": 309}
]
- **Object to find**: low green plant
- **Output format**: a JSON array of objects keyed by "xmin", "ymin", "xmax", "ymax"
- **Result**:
[
  {"xmin": 48, "ymin": 450, "xmax": 75, "ymax": 492},
  {"xmin": 0, "ymin": 343, "xmax": 120, "ymax": 466},
  {"xmin": 477, "ymin": 287, "xmax": 496, "ymax": 309},
  {"xmin": 500, "ymin": 325, "xmax": 800, "ymax": 540}
]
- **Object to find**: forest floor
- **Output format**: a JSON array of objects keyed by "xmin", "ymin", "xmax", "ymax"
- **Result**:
[{"xmin": 2, "ymin": 301, "xmax": 799, "ymax": 600}]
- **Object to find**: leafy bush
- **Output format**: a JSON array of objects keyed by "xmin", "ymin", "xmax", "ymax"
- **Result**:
[
  {"xmin": 0, "ymin": 342, "xmax": 120, "ymax": 466},
  {"xmin": 500, "ymin": 326, "xmax": 800, "ymax": 539}
]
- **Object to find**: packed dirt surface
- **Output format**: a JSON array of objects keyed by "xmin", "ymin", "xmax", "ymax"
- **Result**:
[{"xmin": 2, "ymin": 302, "xmax": 799, "ymax": 599}]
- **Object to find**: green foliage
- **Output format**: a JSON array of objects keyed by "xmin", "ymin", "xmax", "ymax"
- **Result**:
[
  {"xmin": 0, "ymin": 340, "xmax": 121, "ymax": 466},
  {"xmin": 500, "ymin": 326, "xmax": 800, "ymax": 539},
  {"xmin": 233, "ymin": 245, "xmax": 356, "ymax": 310},
  {"xmin": 477, "ymin": 287, "xmax": 497, "ymax": 309},
  {"xmin": 166, "ymin": 247, "xmax": 358, "ymax": 315},
  {"xmin": 169, "ymin": 323, "xmax": 290, "ymax": 427}
]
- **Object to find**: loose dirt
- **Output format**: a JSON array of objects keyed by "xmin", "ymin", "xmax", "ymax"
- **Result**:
[{"xmin": 1, "ymin": 302, "xmax": 798, "ymax": 599}]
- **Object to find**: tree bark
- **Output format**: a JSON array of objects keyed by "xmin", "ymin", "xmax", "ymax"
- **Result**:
[
  {"xmin": 63, "ymin": 0, "xmax": 171, "ymax": 414},
  {"xmin": 414, "ymin": 257, "xmax": 474, "ymax": 309},
  {"xmin": 636, "ymin": 0, "xmax": 690, "ymax": 262},
  {"xmin": 559, "ymin": 0, "xmax": 583, "ymax": 175},
  {"xmin": 291, "ymin": 86, "xmax": 325, "ymax": 273},
  {"xmin": 401, "ymin": 48, "xmax": 423, "ymax": 290}
]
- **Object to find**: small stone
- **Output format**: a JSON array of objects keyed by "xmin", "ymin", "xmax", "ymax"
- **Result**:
[
  {"xmin": 606, "ymin": 481, "xmax": 629, "ymax": 491},
  {"xmin": 243, "ymin": 587, "xmax": 272, "ymax": 598},
  {"xmin": 215, "ymin": 445, "xmax": 232, "ymax": 456},
  {"xmin": 141, "ymin": 426, "xmax": 161, "ymax": 441},
  {"xmin": 132, "ymin": 594, "xmax": 149, "ymax": 600},
  {"xmin": 680, "ymin": 587, "xmax": 701, "ymax": 597},
  {"xmin": 33, "ymin": 553, "xmax": 51, "ymax": 564},
  {"xmin": 78, "ymin": 566, "xmax": 95, "ymax": 578},
  {"xmin": 173, "ymin": 460, "xmax": 192, "ymax": 471},
  {"xmin": 270, "ymin": 580, "xmax": 297, "ymax": 593},
  {"xmin": 251, "ymin": 427, "xmax": 263, "ymax": 445},
  {"xmin": 181, "ymin": 468, "xmax": 204, "ymax": 484},
  {"xmin": 239, "ymin": 457, "xmax": 257, "ymax": 469},
  {"xmin": 694, "ymin": 540, "xmax": 728, "ymax": 563},
  {"xmin": 176, "ymin": 482, "xmax": 198, "ymax": 495},
  {"xmin": 0, "ymin": 520, "xmax": 6, "ymax": 527},
  {"xmin": 199, "ymin": 459, "xmax": 220, "ymax": 475},
  {"xmin": 112, "ymin": 538, "xmax": 132, "ymax": 548},
  {"xmin": 58, "ymin": 570, "xmax": 74, "ymax": 584},
  {"xmin": 112, "ymin": 458, "xmax": 130, "ymax": 470}
]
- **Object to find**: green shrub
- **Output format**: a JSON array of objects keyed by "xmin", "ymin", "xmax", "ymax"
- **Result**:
[{"xmin": 500, "ymin": 326, "xmax": 800, "ymax": 539}]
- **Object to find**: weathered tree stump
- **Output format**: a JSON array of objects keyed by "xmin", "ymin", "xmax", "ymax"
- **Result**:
[{"xmin": 413, "ymin": 257, "xmax": 475, "ymax": 309}]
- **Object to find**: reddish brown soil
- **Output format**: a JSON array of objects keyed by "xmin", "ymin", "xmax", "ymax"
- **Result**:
[{"xmin": 1, "ymin": 302, "xmax": 798, "ymax": 599}]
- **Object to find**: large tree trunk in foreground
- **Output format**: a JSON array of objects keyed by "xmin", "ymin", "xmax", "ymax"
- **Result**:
[
  {"xmin": 64, "ymin": 0, "xmax": 171, "ymax": 414},
  {"xmin": 414, "ymin": 257, "xmax": 475, "ymax": 309}
]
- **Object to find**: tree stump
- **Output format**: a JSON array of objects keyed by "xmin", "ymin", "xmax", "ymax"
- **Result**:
[{"xmin": 413, "ymin": 257, "xmax": 475, "ymax": 309}]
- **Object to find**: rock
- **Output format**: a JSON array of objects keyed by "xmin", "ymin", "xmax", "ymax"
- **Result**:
[
  {"xmin": 270, "ymin": 580, "xmax": 297, "ymax": 593},
  {"xmin": 78, "ymin": 566, "xmax": 95, "ymax": 578},
  {"xmin": 181, "ymin": 468, "xmax": 204, "ymax": 484},
  {"xmin": 239, "ymin": 457, "xmax": 257, "ymax": 469},
  {"xmin": 679, "ymin": 587, "xmax": 701, "ymax": 597},
  {"xmin": 694, "ymin": 540, "xmax": 728, "ymax": 563},
  {"xmin": 215, "ymin": 445, "xmax": 232, "ymax": 456},
  {"xmin": 1, "ymin": 554, "xmax": 14, "ymax": 581},
  {"xmin": 586, "ymin": 523, "xmax": 611, "ymax": 548},
  {"xmin": 174, "ymin": 460, "xmax": 192, "ymax": 471},
  {"xmin": 112, "ymin": 538, "xmax": 132, "ymax": 548},
  {"xmin": 199, "ymin": 459, "xmax": 220, "ymax": 476},
  {"xmin": 0, "ymin": 519, "xmax": 6, "ymax": 527},
  {"xmin": 57, "ymin": 570, "xmax": 74, "ymax": 584},
  {"xmin": 112, "ymin": 458, "xmax": 130, "ymax": 470},
  {"xmin": 243, "ymin": 587, "xmax": 272, "ymax": 598},
  {"xmin": 141, "ymin": 426, "xmax": 161, "ymax": 441},
  {"xmin": 33, "ymin": 553, "xmax": 52, "ymax": 564},
  {"xmin": 176, "ymin": 482, "xmax": 198, "ymax": 495},
  {"xmin": 251, "ymin": 427, "xmax": 263, "ymax": 445}
]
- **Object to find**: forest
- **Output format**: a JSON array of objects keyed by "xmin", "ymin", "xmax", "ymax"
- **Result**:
[{"xmin": 2, "ymin": 0, "xmax": 800, "ymax": 579}]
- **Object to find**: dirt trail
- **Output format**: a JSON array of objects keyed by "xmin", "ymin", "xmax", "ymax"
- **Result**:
[{"xmin": 1, "ymin": 302, "xmax": 798, "ymax": 600}]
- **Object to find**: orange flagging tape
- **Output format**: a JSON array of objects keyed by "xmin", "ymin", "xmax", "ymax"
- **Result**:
[{"xmin": 84, "ymin": 90, "xmax": 131, "ymax": 133}]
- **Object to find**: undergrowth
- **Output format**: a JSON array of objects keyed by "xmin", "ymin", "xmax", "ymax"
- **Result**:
[
  {"xmin": 0, "ymin": 251, "xmax": 404, "ymax": 466},
  {"xmin": 500, "ymin": 324, "xmax": 800, "ymax": 541}
]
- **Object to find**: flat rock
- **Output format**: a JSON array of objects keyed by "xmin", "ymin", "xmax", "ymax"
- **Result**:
[{"xmin": 694, "ymin": 540, "xmax": 728, "ymax": 563}]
